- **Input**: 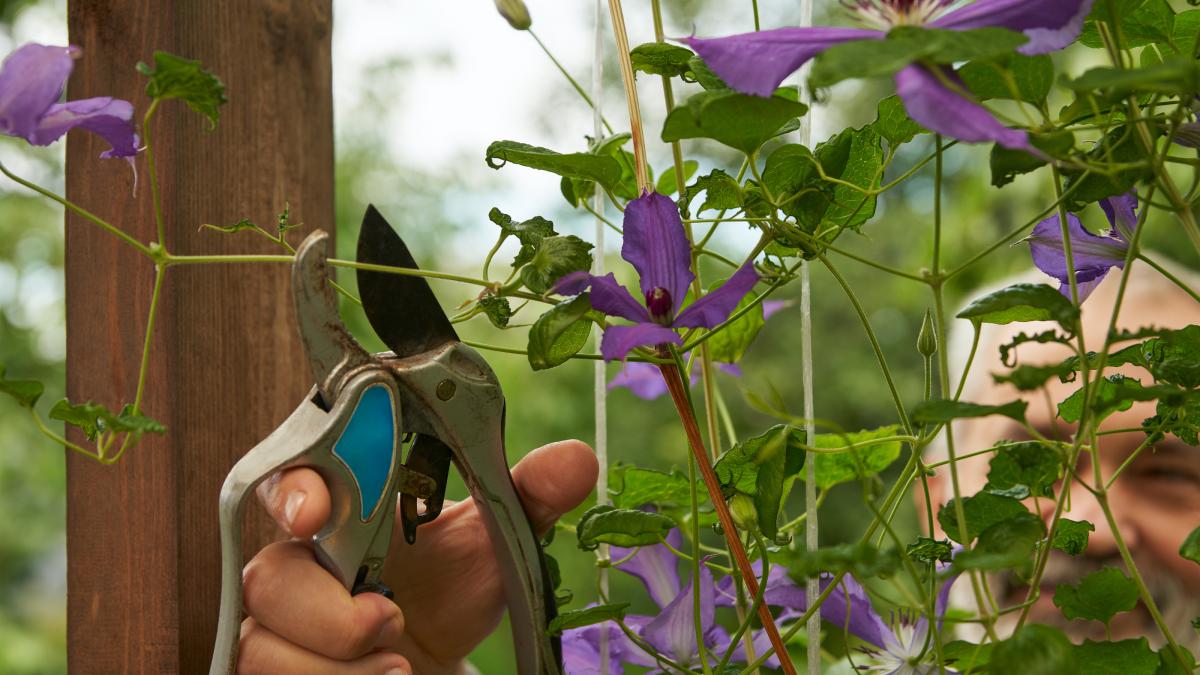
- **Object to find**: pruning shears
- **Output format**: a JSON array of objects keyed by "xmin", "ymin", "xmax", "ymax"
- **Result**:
[{"xmin": 210, "ymin": 206, "xmax": 561, "ymax": 674}]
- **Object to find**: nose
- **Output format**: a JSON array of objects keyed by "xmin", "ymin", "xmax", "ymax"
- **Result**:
[{"xmin": 1054, "ymin": 477, "xmax": 1137, "ymax": 557}]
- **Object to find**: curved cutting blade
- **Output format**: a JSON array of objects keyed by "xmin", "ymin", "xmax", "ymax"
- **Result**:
[
  {"xmin": 293, "ymin": 230, "xmax": 372, "ymax": 406},
  {"xmin": 357, "ymin": 205, "xmax": 459, "ymax": 358}
]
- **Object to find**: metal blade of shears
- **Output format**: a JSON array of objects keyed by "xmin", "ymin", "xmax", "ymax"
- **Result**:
[{"xmin": 356, "ymin": 204, "xmax": 459, "ymax": 359}]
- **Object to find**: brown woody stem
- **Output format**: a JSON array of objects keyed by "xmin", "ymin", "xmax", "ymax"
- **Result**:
[{"xmin": 657, "ymin": 362, "xmax": 798, "ymax": 674}]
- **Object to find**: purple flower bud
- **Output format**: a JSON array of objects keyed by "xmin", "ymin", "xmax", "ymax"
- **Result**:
[{"xmin": 645, "ymin": 287, "xmax": 673, "ymax": 323}]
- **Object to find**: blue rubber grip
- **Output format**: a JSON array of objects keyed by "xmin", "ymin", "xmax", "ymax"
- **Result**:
[{"xmin": 332, "ymin": 385, "xmax": 396, "ymax": 521}]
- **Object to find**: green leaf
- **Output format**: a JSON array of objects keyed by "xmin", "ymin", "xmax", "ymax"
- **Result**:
[
  {"xmin": 1057, "ymin": 374, "xmax": 1178, "ymax": 424},
  {"xmin": 1158, "ymin": 644, "xmax": 1198, "ymax": 675},
  {"xmin": 685, "ymin": 55, "xmax": 729, "ymax": 91},
  {"xmin": 136, "ymin": 51, "xmax": 227, "ymax": 128},
  {"xmin": 991, "ymin": 625, "xmax": 1076, "ymax": 675},
  {"xmin": 0, "ymin": 364, "xmax": 44, "ymax": 408},
  {"xmin": 1062, "ymin": 126, "xmax": 1158, "ymax": 212},
  {"xmin": 655, "ymin": 159, "xmax": 699, "ymax": 197},
  {"xmin": 986, "ymin": 441, "xmax": 1063, "ymax": 499},
  {"xmin": 630, "ymin": 42, "xmax": 694, "ymax": 77},
  {"xmin": 661, "ymin": 90, "xmax": 808, "ymax": 155},
  {"xmin": 810, "ymin": 27, "xmax": 1028, "ymax": 88},
  {"xmin": 992, "ymin": 360, "xmax": 1077, "ymax": 391},
  {"xmin": 988, "ymin": 130, "xmax": 1075, "ymax": 188},
  {"xmin": 1067, "ymin": 56, "xmax": 1200, "ymax": 100},
  {"xmin": 1076, "ymin": 639, "xmax": 1160, "ymax": 675},
  {"xmin": 938, "ymin": 492, "xmax": 1030, "ymax": 545},
  {"xmin": 609, "ymin": 464, "xmax": 697, "ymax": 509},
  {"xmin": 714, "ymin": 424, "xmax": 805, "ymax": 538},
  {"xmin": 478, "ymin": 296, "xmax": 513, "ymax": 328},
  {"xmin": 576, "ymin": 505, "xmax": 675, "ymax": 550},
  {"xmin": 48, "ymin": 399, "xmax": 166, "ymax": 441},
  {"xmin": 954, "ymin": 512, "xmax": 1045, "ymax": 572},
  {"xmin": 705, "ymin": 281, "xmax": 764, "ymax": 363},
  {"xmin": 912, "ymin": 399, "xmax": 1028, "ymax": 425},
  {"xmin": 1140, "ymin": 325, "xmax": 1200, "ymax": 388},
  {"xmin": 788, "ymin": 541, "xmax": 901, "ymax": 580},
  {"xmin": 488, "ymin": 208, "xmax": 558, "ymax": 268},
  {"xmin": 942, "ymin": 640, "xmax": 993, "ymax": 672},
  {"xmin": 527, "ymin": 294, "xmax": 593, "ymax": 371},
  {"xmin": 1054, "ymin": 567, "xmax": 1140, "ymax": 624},
  {"xmin": 683, "ymin": 169, "xmax": 743, "ymax": 214},
  {"xmin": 959, "ymin": 54, "xmax": 1055, "ymax": 103},
  {"xmin": 1180, "ymin": 526, "xmax": 1200, "ymax": 565},
  {"xmin": 1144, "ymin": 391, "xmax": 1200, "ymax": 445},
  {"xmin": 546, "ymin": 602, "xmax": 630, "ymax": 635},
  {"xmin": 486, "ymin": 141, "xmax": 623, "ymax": 189},
  {"xmin": 871, "ymin": 95, "xmax": 925, "ymax": 146},
  {"xmin": 1052, "ymin": 518, "xmax": 1095, "ymax": 556},
  {"xmin": 1081, "ymin": 0, "xmax": 1175, "ymax": 48},
  {"xmin": 809, "ymin": 425, "xmax": 904, "ymax": 490},
  {"xmin": 519, "ymin": 235, "xmax": 593, "ymax": 294},
  {"xmin": 958, "ymin": 283, "xmax": 1080, "ymax": 329},
  {"xmin": 907, "ymin": 536, "xmax": 953, "ymax": 564}
]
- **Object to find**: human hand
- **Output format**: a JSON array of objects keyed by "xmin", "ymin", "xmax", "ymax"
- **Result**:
[{"xmin": 236, "ymin": 439, "xmax": 598, "ymax": 674}]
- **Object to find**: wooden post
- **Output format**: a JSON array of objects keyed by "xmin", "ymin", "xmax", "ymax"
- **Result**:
[{"xmin": 65, "ymin": 3, "xmax": 333, "ymax": 672}]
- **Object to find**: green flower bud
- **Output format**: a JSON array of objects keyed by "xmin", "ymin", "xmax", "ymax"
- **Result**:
[
  {"xmin": 494, "ymin": 0, "xmax": 532, "ymax": 30},
  {"xmin": 917, "ymin": 309, "xmax": 938, "ymax": 358},
  {"xmin": 728, "ymin": 493, "xmax": 759, "ymax": 533}
]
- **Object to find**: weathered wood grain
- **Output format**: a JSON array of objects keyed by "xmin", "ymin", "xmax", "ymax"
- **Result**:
[{"xmin": 65, "ymin": 2, "xmax": 333, "ymax": 671}]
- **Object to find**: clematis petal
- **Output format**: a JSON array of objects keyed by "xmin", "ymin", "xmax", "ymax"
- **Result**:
[
  {"xmin": 622, "ymin": 192, "xmax": 694, "ymax": 313},
  {"xmin": 712, "ymin": 628, "xmax": 781, "ymax": 669},
  {"xmin": 642, "ymin": 562, "xmax": 716, "ymax": 664},
  {"xmin": 612, "ymin": 530, "xmax": 684, "ymax": 609},
  {"xmin": 673, "ymin": 263, "xmax": 759, "ymax": 329},
  {"xmin": 762, "ymin": 299, "xmax": 789, "ymax": 320},
  {"xmin": 33, "ymin": 97, "xmax": 138, "ymax": 157},
  {"xmin": 609, "ymin": 361, "xmax": 671, "ymax": 400},
  {"xmin": 1027, "ymin": 212, "xmax": 1127, "ymax": 301},
  {"xmin": 894, "ymin": 64, "xmax": 1030, "ymax": 151},
  {"xmin": 1099, "ymin": 191, "xmax": 1138, "ymax": 239},
  {"xmin": 600, "ymin": 323, "xmax": 682, "ymax": 361},
  {"xmin": 1173, "ymin": 122, "xmax": 1200, "ymax": 148},
  {"xmin": 818, "ymin": 574, "xmax": 892, "ymax": 650},
  {"xmin": 681, "ymin": 27, "xmax": 882, "ymax": 97},
  {"xmin": 554, "ymin": 270, "xmax": 594, "ymax": 296},
  {"xmin": 932, "ymin": 0, "xmax": 1094, "ymax": 55},
  {"xmin": 0, "ymin": 43, "xmax": 77, "ymax": 139},
  {"xmin": 590, "ymin": 272, "xmax": 653, "ymax": 323},
  {"xmin": 714, "ymin": 560, "xmax": 806, "ymax": 610},
  {"xmin": 563, "ymin": 613, "xmax": 651, "ymax": 674},
  {"xmin": 715, "ymin": 362, "xmax": 743, "ymax": 377},
  {"xmin": 935, "ymin": 572, "xmax": 959, "ymax": 634}
]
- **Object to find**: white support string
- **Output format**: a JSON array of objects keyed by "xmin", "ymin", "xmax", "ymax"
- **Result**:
[
  {"xmin": 795, "ymin": 0, "xmax": 820, "ymax": 672},
  {"xmin": 591, "ymin": 1, "xmax": 610, "ymax": 672}
]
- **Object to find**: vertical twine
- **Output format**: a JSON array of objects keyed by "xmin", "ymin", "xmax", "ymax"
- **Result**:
[
  {"xmin": 591, "ymin": 2, "xmax": 611, "ymax": 672},
  {"xmin": 795, "ymin": 0, "xmax": 821, "ymax": 673}
]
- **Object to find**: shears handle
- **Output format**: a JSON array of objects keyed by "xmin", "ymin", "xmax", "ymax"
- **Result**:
[
  {"xmin": 388, "ymin": 345, "xmax": 562, "ymax": 673},
  {"xmin": 209, "ymin": 370, "xmax": 407, "ymax": 675}
]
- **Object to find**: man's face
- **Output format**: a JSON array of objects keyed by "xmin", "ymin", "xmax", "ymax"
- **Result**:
[{"xmin": 926, "ymin": 278, "xmax": 1200, "ymax": 648}]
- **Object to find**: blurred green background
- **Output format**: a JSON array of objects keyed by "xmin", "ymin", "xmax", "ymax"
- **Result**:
[{"xmin": 1, "ymin": 1, "xmax": 1198, "ymax": 672}]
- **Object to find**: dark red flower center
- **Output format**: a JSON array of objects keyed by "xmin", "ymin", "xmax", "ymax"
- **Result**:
[{"xmin": 646, "ymin": 287, "xmax": 673, "ymax": 323}]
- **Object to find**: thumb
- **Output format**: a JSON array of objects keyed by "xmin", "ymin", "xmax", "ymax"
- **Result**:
[
  {"xmin": 256, "ymin": 466, "xmax": 333, "ymax": 538},
  {"xmin": 510, "ymin": 439, "xmax": 599, "ymax": 535}
]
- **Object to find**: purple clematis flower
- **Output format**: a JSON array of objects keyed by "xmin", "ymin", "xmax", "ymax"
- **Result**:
[
  {"xmin": 557, "ymin": 191, "xmax": 760, "ymax": 361},
  {"xmin": 1026, "ymin": 191, "xmax": 1137, "ymax": 302},
  {"xmin": 0, "ymin": 43, "xmax": 138, "ymax": 158},
  {"xmin": 682, "ymin": 0, "xmax": 1094, "ymax": 151},
  {"xmin": 782, "ymin": 572, "xmax": 959, "ymax": 675},
  {"xmin": 563, "ymin": 530, "xmax": 793, "ymax": 672}
]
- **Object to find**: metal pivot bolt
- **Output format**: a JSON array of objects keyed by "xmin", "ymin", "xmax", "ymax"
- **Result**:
[{"xmin": 436, "ymin": 379, "xmax": 456, "ymax": 401}]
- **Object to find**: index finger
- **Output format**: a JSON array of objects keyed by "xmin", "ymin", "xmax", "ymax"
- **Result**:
[{"xmin": 256, "ymin": 467, "xmax": 332, "ymax": 538}]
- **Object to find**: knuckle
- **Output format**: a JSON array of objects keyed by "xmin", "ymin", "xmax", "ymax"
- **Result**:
[
  {"xmin": 236, "ymin": 620, "xmax": 276, "ymax": 675},
  {"xmin": 328, "ymin": 611, "xmax": 380, "ymax": 659}
]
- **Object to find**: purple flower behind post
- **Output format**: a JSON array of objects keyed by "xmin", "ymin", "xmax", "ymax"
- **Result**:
[
  {"xmin": 557, "ymin": 191, "xmax": 759, "ymax": 361},
  {"xmin": 0, "ymin": 43, "xmax": 138, "ymax": 158},
  {"xmin": 563, "ymin": 530, "xmax": 799, "ymax": 672},
  {"xmin": 1026, "ymin": 192, "xmax": 1136, "ymax": 302},
  {"xmin": 681, "ymin": 0, "xmax": 1094, "ymax": 151}
]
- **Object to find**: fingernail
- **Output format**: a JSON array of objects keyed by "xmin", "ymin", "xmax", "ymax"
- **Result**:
[
  {"xmin": 384, "ymin": 668, "xmax": 408, "ymax": 675},
  {"xmin": 283, "ymin": 490, "xmax": 306, "ymax": 531}
]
